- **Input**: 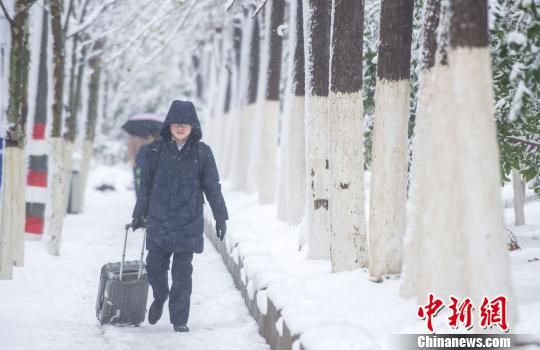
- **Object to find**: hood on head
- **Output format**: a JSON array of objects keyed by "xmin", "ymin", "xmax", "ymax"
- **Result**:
[{"xmin": 161, "ymin": 100, "xmax": 202, "ymax": 142}]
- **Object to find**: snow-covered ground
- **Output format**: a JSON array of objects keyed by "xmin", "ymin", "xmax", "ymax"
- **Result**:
[
  {"xmin": 222, "ymin": 173, "xmax": 540, "ymax": 349},
  {"xmin": 1, "ymin": 164, "xmax": 539, "ymax": 350},
  {"xmin": 0, "ymin": 165, "xmax": 268, "ymax": 350}
]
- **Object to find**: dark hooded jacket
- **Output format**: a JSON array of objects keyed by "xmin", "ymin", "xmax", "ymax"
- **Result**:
[{"xmin": 132, "ymin": 100, "xmax": 228, "ymax": 253}]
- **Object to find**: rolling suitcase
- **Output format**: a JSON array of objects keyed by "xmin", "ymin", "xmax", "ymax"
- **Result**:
[{"xmin": 96, "ymin": 223, "xmax": 149, "ymax": 325}]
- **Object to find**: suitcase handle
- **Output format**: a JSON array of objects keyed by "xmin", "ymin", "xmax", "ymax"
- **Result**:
[{"xmin": 120, "ymin": 223, "xmax": 146, "ymax": 281}]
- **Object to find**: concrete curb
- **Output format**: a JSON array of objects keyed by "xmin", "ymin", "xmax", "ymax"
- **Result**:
[{"xmin": 204, "ymin": 217, "xmax": 299, "ymax": 350}]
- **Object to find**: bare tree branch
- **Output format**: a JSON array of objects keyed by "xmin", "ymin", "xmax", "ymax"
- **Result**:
[
  {"xmin": 225, "ymin": 0, "xmax": 237, "ymax": 12},
  {"xmin": 0, "ymin": 0, "xmax": 15, "ymax": 25},
  {"xmin": 66, "ymin": 0, "xmax": 119, "ymax": 38},
  {"xmin": 129, "ymin": 0, "xmax": 199, "ymax": 73},
  {"xmin": 251, "ymin": 0, "xmax": 269, "ymax": 19}
]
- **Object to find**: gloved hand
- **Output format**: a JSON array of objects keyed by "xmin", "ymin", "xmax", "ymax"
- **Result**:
[
  {"xmin": 132, "ymin": 217, "xmax": 146, "ymax": 231},
  {"xmin": 215, "ymin": 220, "xmax": 227, "ymax": 241}
]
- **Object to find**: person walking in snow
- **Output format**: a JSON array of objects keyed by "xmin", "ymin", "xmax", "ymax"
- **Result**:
[{"xmin": 131, "ymin": 100, "xmax": 228, "ymax": 332}]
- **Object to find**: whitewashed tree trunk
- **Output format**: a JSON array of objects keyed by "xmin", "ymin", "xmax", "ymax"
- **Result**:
[
  {"xmin": 401, "ymin": 65, "xmax": 448, "ymax": 299},
  {"xmin": 328, "ymin": 91, "xmax": 367, "ymax": 270},
  {"xmin": 47, "ymin": 137, "xmax": 66, "ymax": 256},
  {"xmin": 449, "ymin": 46, "xmax": 514, "ymax": 310},
  {"xmin": 278, "ymin": 95, "xmax": 306, "ymax": 223},
  {"xmin": 0, "ymin": 147, "xmax": 25, "ymax": 277},
  {"xmin": 303, "ymin": 0, "xmax": 332, "ymax": 259},
  {"xmin": 277, "ymin": 0, "xmax": 306, "ymax": 224},
  {"xmin": 327, "ymin": 0, "xmax": 367, "ymax": 271},
  {"xmin": 232, "ymin": 104, "xmax": 256, "ymax": 191},
  {"xmin": 368, "ymin": 0, "xmax": 414, "ymax": 279},
  {"xmin": 257, "ymin": 0, "xmax": 284, "ymax": 204},
  {"xmin": 305, "ymin": 95, "xmax": 331, "ymax": 259},
  {"xmin": 258, "ymin": 99, "xmax": 280, "ymax": 204},
  {"xmin": 79, "ymin": 140, "xmax": 93, "ymax": 210},
  {"xmin": 368, "ymin": 80, "xmax": 410, "ymax": 278},
  {"xmin": 401, "ymin": 0, "xmax": 442, "ymax": 299},
  {"xmin": 512, "ymin": 169, "xmax": 525, "ymax": 226}
]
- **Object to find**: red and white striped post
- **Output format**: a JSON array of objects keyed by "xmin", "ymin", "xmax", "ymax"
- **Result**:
[{"xmin": 25, "ymin": 122, "xmax": 48, "ymax": 239}]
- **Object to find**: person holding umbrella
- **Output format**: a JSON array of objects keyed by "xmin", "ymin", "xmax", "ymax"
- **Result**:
[
  {"xmin": 122, "ymin": 113, "xmax": 165, "ymax": 196},
  {"xmin": 131, "ymin": 100, "xmax": 228, "ymax": 332}
]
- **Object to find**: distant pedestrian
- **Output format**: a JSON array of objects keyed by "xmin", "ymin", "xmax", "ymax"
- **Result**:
[{"xmin": 131, "ymin": 100, "xmax": 228, "ymax": 332}]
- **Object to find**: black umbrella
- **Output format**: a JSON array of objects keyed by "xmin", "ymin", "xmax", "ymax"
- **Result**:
[{"xmin": 122, "ymin": 113, "xmax": 165, "ymax": 137}]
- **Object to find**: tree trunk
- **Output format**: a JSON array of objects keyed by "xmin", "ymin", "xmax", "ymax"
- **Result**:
[
  {"xmin": 446, "ymin": 0, "xmax": 514, "ymax": 320},
  {"xmin": 277, "ymin": 0, "xmax": 305, "ymax": 225},
  {"xmin": 223, "ymin": 20, "xmax": 243, "ymax": 180},
  {"xmin": 1, "ymin": 0, "xmax": 33, "ymax": 273},
  {"xmin": 328, "ymin": 0, "xmax": 367, "ymax": 271},
  {"xmin": 512, "ymin": 169, "xmax": 526, "ymax": 226},
  {"xmin": 400, "ymin": 0, "xmax": 442, "ymax": 298},
  {"xmin": 368, "ymin": 0, "xmax": 414, "ymax": 279},
  {"xmin": 48, "ymin": 0, "xmax": 66, "ymax": 256},
  {"xmin": 303, "ymin": 0, "xmax": 332, "ymax": 259},
  {"xmin": 79, "ymin": 40, "xmax": 103, "ymax": 211},
  {"xmin": 257, "ymin": 0, "xmax": 284, "ymax": 204},
  {"xmin": 25, "ymin": 1, "xmax": 50, "ymax": 240},
  {"xmin": 233, "ymin": 12, "xmax": 261, "ymax": 192}
]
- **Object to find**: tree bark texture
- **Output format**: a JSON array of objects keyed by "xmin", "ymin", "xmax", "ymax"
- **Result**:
[
  {"xmin": 376, "ymin": 0, "xmax": 414, "ymax": 81},
  {"xmin": 265, "ymin": 0, "xmax": 285, "ymax": 101},
  {"xmin": 6, "ymin": 0, "xmax": 32, "ymax": 147},
  {"xmin": 420, "ymin": 0, "xmax": 440, "ymax": 71},
  {"xmin": 50, "ymin": 0, "xmax": 64, "ymax": 138},
  {"xmin": 328, "ymin": 0, "xmax": 367, "ymax": 271},
  {"xmin": 449, "ymin": 0, "xmax": 488, "ymax": 48},
  {"xmin": 33, "ymin": 2, "xmax": 49, "ymax": 138},
  {"xmin": 247, "ymin": 16, "xmax": 260, "ymax": 105}
]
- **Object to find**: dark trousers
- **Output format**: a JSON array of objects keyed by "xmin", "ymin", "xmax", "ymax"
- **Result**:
[{"xmin": 146, "ymin": 250, "xmax": 193, "ymax": 326}]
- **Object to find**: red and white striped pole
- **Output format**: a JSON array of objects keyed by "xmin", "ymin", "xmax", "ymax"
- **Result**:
[{"xmin": 25, "ymin": 118, "xmax": 48, "ymax": 239}]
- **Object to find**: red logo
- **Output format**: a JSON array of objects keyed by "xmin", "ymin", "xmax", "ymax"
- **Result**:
[{"xmin": 417, "ymin": 294, "xmax": 509, "ymax": 333}]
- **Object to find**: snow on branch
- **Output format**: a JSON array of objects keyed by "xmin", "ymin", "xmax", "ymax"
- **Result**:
[
  {"xmin": 66, "ymin": 0, "xmax": 119, "ymax": 38},
  {"xmin": 129, "ymin": 0, "xmax": 199, "ymax": 73},
  {"xmin": 506, "ymin": 136, "xmax": 540, "ymax": 149},
  {"xmin": 103, "ymin": 0, "xmax": 174, "ymax": 64}
]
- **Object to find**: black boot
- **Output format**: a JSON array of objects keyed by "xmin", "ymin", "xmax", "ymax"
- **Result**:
[
  {"xmin": 148, "ymin": 299, "xmax": 166, "ymax": 325},
  {"xmin": 173, "ymin": 324, "xmax": 189, "ymax": 332}
]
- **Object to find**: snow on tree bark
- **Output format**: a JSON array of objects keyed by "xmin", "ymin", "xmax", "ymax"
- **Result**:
[
  {"xmin": 328, "ymin": 0, "xmax": 367, "ymax": 271},
  {"xmin": 257, "ymin": 0, "xmax": 285, "ymax": 204},
  {"xmin": 277, "ymin": 0, "xmax": 306, "ymax": 224},
  {"xmin": 368, "ymin": 0, "xmax": 414, "ymax": 279},
  {"xmin": 303, "ymin": 0, "xmax": 332, "ymax": 259}
]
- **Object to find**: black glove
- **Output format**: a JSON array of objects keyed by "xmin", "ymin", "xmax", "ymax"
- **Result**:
[
  {"xmin": 132, "ymin": 217, "xmax": 146, "ymax": 231},
  {"xmin": 215, "ymin": 220, "xmax": 227, "ymax": 241}
]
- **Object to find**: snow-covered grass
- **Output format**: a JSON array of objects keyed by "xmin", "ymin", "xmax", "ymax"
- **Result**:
[
  {"xmin": 0, "ymin": 164, "xmax": 268, "ymax": 350},
  {"xmin": 221, "ymin": 177, "xmax": 540, "ymax": 349}
]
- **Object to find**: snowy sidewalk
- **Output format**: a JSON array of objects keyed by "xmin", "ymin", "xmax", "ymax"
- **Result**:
[{"xmin": 0, "ymin": 165, "xmax": 268, "ymax": 350}]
